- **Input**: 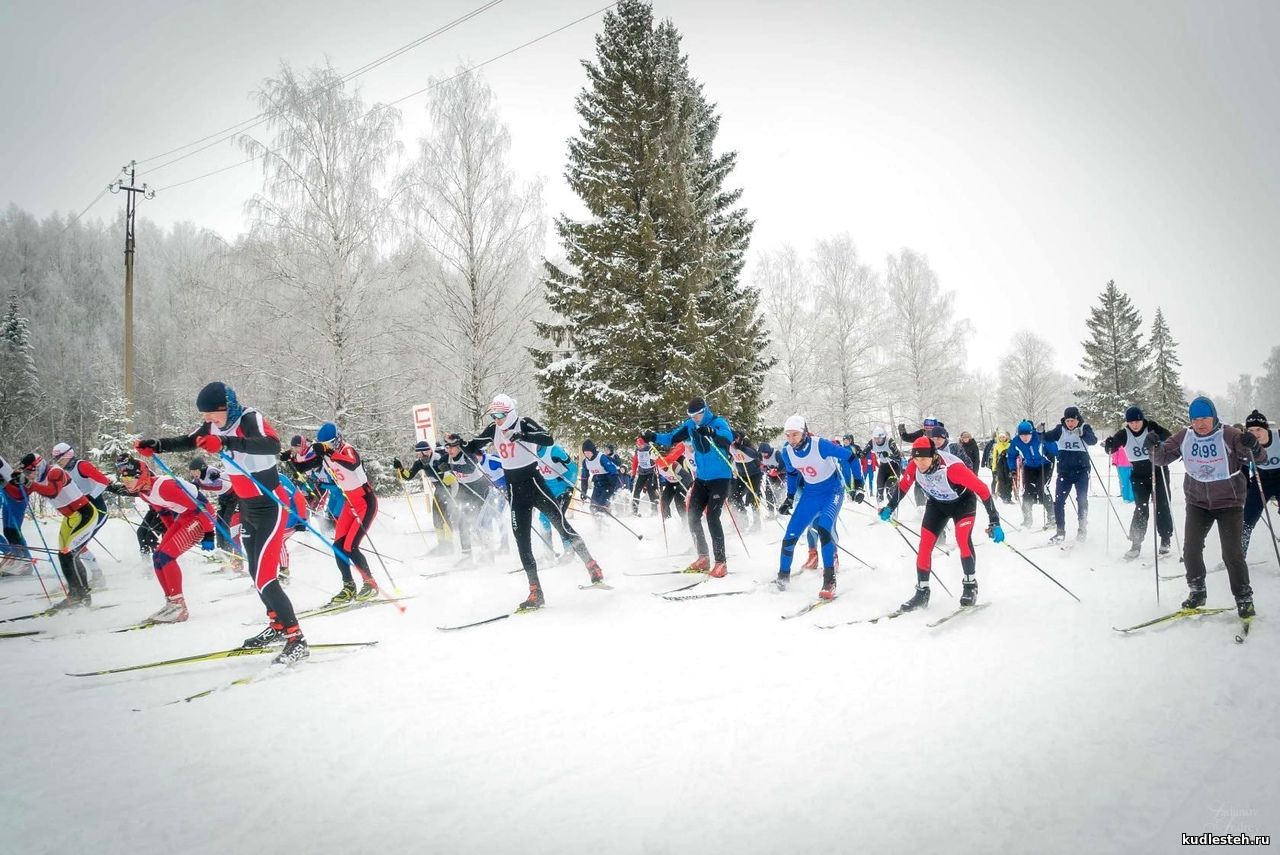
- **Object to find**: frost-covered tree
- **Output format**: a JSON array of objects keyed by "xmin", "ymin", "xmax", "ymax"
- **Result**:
[
  {"xmin": 812, "ymin": 235, "xmax": 882, "ymax": 432},
  {"xmin": 90, "ymin": 387, "xmax": 138, "ymax": 466},
  {"xmin": 997, "ymin": 330, "xmax": 1072, "ymax": 428},
  {"xmin": 1144, "ymin": 307, "xmax": 1187, "ymax": 428},
  {"xmin": 0, "ymin": 291, "xmax": 41, "ymax": 449},
  {"xmin": 534, "ymin": 0, "xmax": 766, "ymax": 440},
  {"xmin": 1222, "ymin": 374, "xmax": 1259, "ymax": 425},
  {"xmin": 1257, "ymin": 345, "xmax": 1280, "ymax": 421},
  {"xmin": 401, "ymin": 70, "xmax": 545, "ymax": 427},
  {"xmin": 1076, "ymin": 280, "xmax": 1145, "ymax": 424},
  {"xmin": 884, "ymin": 249, "xmax": 969, "ymax": 423},
  {"xmin": 755, "ymin": 245, "xmax": 813, "ymax": 425}
]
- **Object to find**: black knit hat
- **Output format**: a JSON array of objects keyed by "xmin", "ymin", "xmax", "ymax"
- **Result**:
[
  {"xmin": 1245, "ymin": 409, "xmax": 1269, "ymax": 429},
  {"xmin": 687, "ymin": 397, "xmax": 707, "ymax": 415},
  {"xmin": 1063, "ymin": 406, "xmax": 1082, "ymax": 421},
  {"xmin": 196, "ymin": 381, "xmax": 228, "ymax": 412},
  {"xmin": 582, "ymin": 439, "xmax": 597, "ymax": 455}
]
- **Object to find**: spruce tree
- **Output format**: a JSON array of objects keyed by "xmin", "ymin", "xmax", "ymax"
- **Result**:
[
  {"xmin": 1145, "ymin": 307, "xmax": 1187, "ymax": 427},
  {"xmin": 1076, "ymin": 280, "xmax": 1146, "ymax": 425},
  {"xmin": 90, "ymin": 388, "xmax": 138, "ymax": 467},
  {"xmin": 0, "ymin": 291, "xmax": 41, "ymax": 447},
  {"xmin": 534, "ymin": 0, "xmax": 769, "ymax": 440}
]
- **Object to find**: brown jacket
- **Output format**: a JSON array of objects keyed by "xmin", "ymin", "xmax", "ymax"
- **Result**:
[{"xmin": 1151, "ymin": 424, "xmax": 1263, "ymax": 510}]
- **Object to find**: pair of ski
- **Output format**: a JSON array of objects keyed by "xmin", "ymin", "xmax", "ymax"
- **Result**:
[
  {"xmin": 1156, "ymin": 562, "xmax": 1262, "ymax": 581},
  {"xmin": 1, "ymin": 602, "xmax": 120, "ymax": 623},
  {"xmin": 817, "ymin": 602, "xmax": 991, "ymax": 629},
  {"xmin": 437, "ymin": 580, "xmax": 613, "ymax": 631},
  {"xmin": 657, "ymin": 580, "xmax": 835, "ymax": 620},
  {"xmin": 1112, "ymin": 606, "xmax": 1253, "ymax": 642}
]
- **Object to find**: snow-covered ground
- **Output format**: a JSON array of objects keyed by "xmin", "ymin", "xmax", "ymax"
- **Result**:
[{"xmin": 2, "ymin": 461, "xmax": 1277, "ymax": 855}]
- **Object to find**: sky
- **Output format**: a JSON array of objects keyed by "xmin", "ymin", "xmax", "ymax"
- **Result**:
[{"xmin": 1, "ymin": 0, "xmax": 1277, "ymax": 397}]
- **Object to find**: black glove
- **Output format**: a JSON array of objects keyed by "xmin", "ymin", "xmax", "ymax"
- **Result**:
[
  {"xmin": 310, "ymin": 442, "xmax": 328, "ymax": 458},
  {"xmin": 1142, "ymin": 431, "xmax": 1160, "ymax": 449},
  {"xmin": 510, "ymin": 432, "xmax": 528, "ymax": 443},
  {"xmin": 777, "ymin": 495, "xmax": 794, "ymax": 516},
  {"xmin": 643, "ymin": 429, "xmax": 657, "ymax": 443},
  {"xmin": 1241, "ymin": 431, "xmax": 1259, "ymax": 450},
  {"xmin": 135, "ymin": 438, "xmax": 161, "ymax": 455},
  {"xmin": 897, "ymin": 423, "xmax": 907, "ymax": 436},
  {"xmin": 279, "ymin": 450, "xmax": 293, "ymax": 463},
  {"xmin": 1102, "ymin": 437, "xmax": 1114, "ymax": 454},
  {"xmin": 293, "ymin": 522, "xmax": 308, "ymax": 532},
  {"xmin": 849, "ymin": 488, "xmax": 866, "ymax": 504},
  {"xmin": 392, "ymin": 458, "xmax": 403, "ymax": 470},
  {"xmin": 696, "ymin": 424, "xmax": 716, "ymax": 437}
]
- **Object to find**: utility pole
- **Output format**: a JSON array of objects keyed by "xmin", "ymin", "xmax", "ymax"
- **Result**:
[{"xmin": 109, "ymin": 161, "xmax": 154, "ymax": 423}]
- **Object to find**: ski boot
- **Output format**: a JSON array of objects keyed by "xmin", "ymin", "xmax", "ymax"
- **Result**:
[
  {"xmin": 1237, "ymin": 596, "xmax": 1256, "ymax": 619},
  {"xmin": 1158, "ymin": 538, "xmax": 1172, "ymax": 557},
  {"xmin": 801, "ymin": 548, "xmax": 819, "ymax": 570},
  {"xmin": 517, "ymin": 583, "xmax": 545, "ymax": 612},
  {"xmin": 586, "ymin": 559, "xmax": 605, "ymax": 585},
  {"xmin": 1048, "ymin": 530, "xmax": 1067, "ymax": 544},
  {"xmin": 682, "ymin": 555, "xmax": 711, "ymax": 574},
  {"xmin": 242, "ymin": 624, "xmax": 285, "ymax": 649},
  {"xmin": 1076, "ymin": 524, "xmax": 1088, "ymax": 543},
  {"xmin": 960, "ymin": 576, "xmax": 978, "ymax": 607},
  {"xmin": 273, "ymin": 630, "xmax": 310, "ymax": 666},
  {"xmin": 772, "ymin": 573, "xmax": 790, "ymax": 592},
  {"xmin": 899, "ymin": 585, "xmax": 930, "ymax": 612},
  {"xmin": 709, "ymin": 561, "xmax": 728, "ymax": 578},
  {"xmin": 818, "ymin": 574, "xmax": 837, "ymax": 601},
  {"xmin": 1122, "ymin": 541, "xmax": 1141, "ymax": 561},
  {"xmin": 356, "ymin": 582, "xmax": 380, "ymax": 602},
  {"xmin": 1181, "ymin": 586, "xmax": 1207, "ymax": 610},
  {"xmin": 148, "ymin": 596, "xmax": 189, "ymax": 624},
  {"xmin": 326, "ymin": 581, "xmax": 357, "ymax": 606}
]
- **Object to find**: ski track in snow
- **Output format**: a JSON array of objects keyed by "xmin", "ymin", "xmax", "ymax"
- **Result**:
[{"xmin": 2, "ymin": 466, "xmax": 1278, "ymax": 855}]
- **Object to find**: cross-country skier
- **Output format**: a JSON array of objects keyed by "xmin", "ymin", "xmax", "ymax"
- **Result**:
[
  {"xmin": 1006, "ymin": 420, "xmax": 1055, "ymax": 528},
  {"xmin": 394, "ymin": 440, "xmax": 455, "ymax": 557},
  {"xmin": 536, "ymin": 441, "xmax": 578, "ymax": 560},
  {"xmin": 865, "ymin": 427, "xmax": 901, "ymax": 504},
  {"xmin": 292, "ymin": 422, "xmax": 379, "ymax": 605},
  {"xmin": 880, "ymin": 437, "xmax": 1003, "ymax": 612},
  {"xmin": 462, "ymin": 394, "xmax": 604, "ymax": 610},
  {"xmin": 1242, "ymin": 410, "xmax": 1280, "ymax": 559},
  {"xmin": 1103, "ymin": 406, "xmax": 1173, "ymax": 559},
  {"xmin": 774, "ymin": 415, "xmax": 864, "ymax": 599},
  {"xmin": 654, "ymin": 442, "xmax": 692, "ymax": 523},
  {"xmin": 135, "ymin": 381, "xmax": 308, "ymax": 665},
  {"xmin": 188, "ymin": 455, "xmax": 244, "ymax": 571},
  {"xmin": 19, "ymin": 452, "xmax": 100, "ymax": 608},
  {"xmin": 0, "ymin": 457, "xmax": 33, "ymax": 573},
  {"xmin": 1042, "ymin": 406, "xmax": 1097, "ymax": 542},
  {"xmin": 646, "ymin": 397, "xmax": 736, "ymax": 577},
  {"xmin": 49, "ymin": 442, "xmax": 109, "ymax": 588},
  {"xmin": 437, "ymin": 433, "xmax": 493, "ymax": 565},
  {"xmin": 730, "ymin": 432, "xmax": 764, "ymax": 531},
  {"xmin": 1150, "ymin": 396, "xmax": 1263, "ymax": 618},
  {"xmin": 630, "ymin": 436, "xmax": 660, "ymax": 516},
  {"xmin": 579, "ymin": 439, "xmax": 620, "ymax": 520}
]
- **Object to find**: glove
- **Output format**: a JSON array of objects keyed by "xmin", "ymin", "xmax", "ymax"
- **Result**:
[
  {"xmin": 696, "ymin": 424, "xmax": 716, "ymax": 438},
  {"xmin": 135, "ymin": 438, "xmax": 160, "ymax": 457},
  {"xmin": 279, "ymin": 450, "xmax": 293, "ymax": 463},
  {"xmin": 777, "ymin": 496, "xmax": 794, "ymax": 516},
  {"xmin": 987, "ymin": 524, "xmax": 1005, "ymax": 544},
  {"xmin": 392, "ymin": 458, "xmax": 404, "ymax": 470},
  {"xmin": 1241, "ymin": 431, "xmax": 1259, "ymax": 450},
  {"xmin": 194, "ymin": 434, "xmax": 222, "ymax": 454},
  {"xmin": 879, "ymin": 506, "xmax": 893, "ymax": 522},
  {"xmin": 293, "ymin": 522, "xmax": 308, "ymax": 532},
  {"xmin": 309, "ymin": 442, "xmax": 327, "ymax": 458},
  {"xmin": 643, "ymin": 430, "xmax": 657, "ymax": 443},
  {"xmin": 200, "ymin": 533, "xmax": 215, "ymax": 552},
  {"xmin": 1102, "ymin": 437, "xmax": 1114, "ymax": 454},
  {"xmin": 510, "ymin": 432, "xmax": 528, "ymax": 443},
  {"xmin": 849, "ymin": 488, "xmax": 866, "ymax": 504},
  {"xmin": 1142, "ymin": 431, "xmax": 1160, "ymax": 449},
  {"xmin": 442, "ymin": 472, "xmax": 457, "ymax": 487}
]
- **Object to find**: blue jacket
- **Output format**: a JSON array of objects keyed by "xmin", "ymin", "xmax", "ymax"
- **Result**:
[
  {"xmin": 579, "ymin": 452, "xmax": 619, "ymax": 494},
  {"xmin": 656, "ymin": 410, "xmax": 736, "ymax": 481},
  {"xmin": 780, "ymin": 437, "xmax": 862, "ymax": 497},
  {"xmin": 1007, "ymin": 432, "xmax": 1053, "ymax": 471},
  {"xmin": 1041, "ymin": 422, "xmax": 1097, "ymax": 474},
  {"xmin": 538, "ymin": 445, "xmax": 576, "ymax": 499}
]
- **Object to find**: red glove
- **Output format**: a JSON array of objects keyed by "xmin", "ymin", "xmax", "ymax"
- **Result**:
[
  {"xmin": 135, "ymin": 439, "xmax": 159, "ymax": 457},
  {"xmin": 194, "ymin": 434, "xmax": 223, "ymax": 454}
]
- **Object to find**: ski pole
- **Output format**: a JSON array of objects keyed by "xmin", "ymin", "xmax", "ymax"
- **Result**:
[
  {"xmin": 571, "ymin": 497, "xmax": 645, "ymax": 540},
  {"xmin": 89, "ymin": 534, "xmax": 119, "ymax": 563},
  {"xmin": 1151, "ymin": 481, "xmax": 1162, "ymax": 606},
  {"xmin": 881, "ymin": 518, "xmax": 952, "ymax": 598},
  {"xmin": 21, "ymin": 488, "xmax": 66, "ymax": 598},
  {"xmin": 15, "ymin": 487, "xmax": 55, "ymax": 603},
  {"xmin": 148, "ymin": 455, "xmax": 243, "ymax": 556},
  {"xmin": 1001, "ymin": 541, "xmax": 1082, "ymax": 603},
  {"xmin": 1087, "ymin": 454, "xmax": 1127, "ymax": 536},
  {"xmin": 1252, "ymin": 469, "xmax": 1280, "ymax": 573},
  {"xmin": 1155, "ymin": 466, "xmax": 1184, "ymax": 562},
  {"xmin": 213, "ymin": 451, "xmax": 406, "ymax": 612}
]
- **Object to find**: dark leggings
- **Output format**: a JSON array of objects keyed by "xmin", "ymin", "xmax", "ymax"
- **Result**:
[
  {"xmin": 1184, "ymin": 505, "xmax": 1251, "ymax": 599},
  {"xmin": 632, "ymin": 469, "xmax": 659, "ymax": 512},
  {"xmin": 1129, "ymin": 469, "xmax": 1174, "ymax": 542},
  {"xmin": 687, "ymin": 478, "xmax": 731, "ymax": 562},
  {"xmin": 917, "ymin": 494, "xmax": 978, "ymax": 582},
  {"xmin": 508, "ymin": 468, "xmax": 591, "ymax": 584},
  {"xmin": 660, "ymin": 482, "xmax": 687, "ymax": 520},
  {"xmin": 239, "ymin": 495, "xmax": 300, "ymax": 631},
  {"xmin": 2, "ymin": 525, "xmax": 30, "ymax": 560}
]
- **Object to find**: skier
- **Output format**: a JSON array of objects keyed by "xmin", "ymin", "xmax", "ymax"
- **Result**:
[
  {"xmin": 1006, "ymin": 420, "xmax": 1055, "ymax": 528},
  {"xmin": 1150, "ymin": 397, "xmax": 1263, "ymax": 618},
  {"xmin": 18, "ymin": 452, "xmax": 100, "ymax": 608},
  {"xmin": 188, "ymin": 455, "xmax": 244, "ymax": 570},
  {"xmin": 579, "ymin": 439, "xmax": 620, "ymax": 520},
  {"xmin": 438, "ymin": 432, "xmax": 493, "ymax": 565},
  {"xmin": 865, "ymin": 427, "xmax": 901, "ymax": 504},
  {"xmin": 49, "ymin": 443, "xmax": 109, "ymax": 588},
  {"xmin": 957, "ymin": 431, "xmax": 981, "ymax": 475},
  {"xmin": 135, "ymin": 381, "xmax": 309, "ymax": 665},
  {"xmin": 1042, "ymin": 406, "xmax": 1098, "ymax": 543},
  {"xmin": 880, "ymin": 437, "xmax": 1003, "ymax": 611},
  {"xmin": 535, "ymin": 441, "xmax": 578, "ymax": 560},
  {"xmin": 630, "ymin": 436, "xmax": 660, "ymax": 516},
  {"xmin": 1242, "ymin": 410, "xmax": 1280, "ymax": 560},
  {"xmin": 275, "ymin": 471, "xmax": 309, "ymax": 584},
  {"xmin": 292, "ymin": 422, "xmax": 380, "ymax": 605},
  {"xmin": 655, "ymin": 441, "xmax": 692, "ymax": 524},
  {"xmin": 462, "ymin": 394, "xmax": 604, "ymax": 609},
  {"xmin": 758, "ymin": 440, "xmax": 783, "ymax": 517},
  {"xmin": 1102, "ymin": 406, "xmax": 1173, "ymax": 559},
  {"xmin": 986, "ymin": 431, "xmax": 1014, "ymax": 504},
  {"xmin": 113, "ymin": 458, "xmax": 214, "ymax": 623},
  {"xmin": 0, "ymin": 458, "xmax": 33, "ymax": 573},
  {"xmin": 645, "ymin": 397, "xmax": 737, "ymax": 577},
  {"xmin": 729, "ymin": 432, "xmax": 764, "ymax": 531},
  {"xmin": 394, "ymin": 440, "xmax": 455, "ymax": 556},
  {"xmin": 774, "ymin": 415, "xmax": 864, "ymax": 599}
]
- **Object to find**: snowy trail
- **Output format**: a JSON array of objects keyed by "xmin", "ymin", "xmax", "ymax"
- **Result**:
[{"xmin": 2, "ymin": 467, "xmax": 1277, "ymax": 854}]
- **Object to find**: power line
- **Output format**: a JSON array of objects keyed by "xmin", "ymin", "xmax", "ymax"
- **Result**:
[
  {"xmin": 57, "ymin": 173, "xmax": 123, "ymax": 236},
  {"xmin": 135, "ymin": 0, "xmax": 506, "ymax": 175},
  {"xmin": 154, "ymin": 2, "xmax": 617, "ymax": 194}
]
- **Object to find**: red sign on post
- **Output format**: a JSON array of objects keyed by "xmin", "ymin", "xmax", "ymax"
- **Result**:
[{"xmin": 412, "ymin": 404, "xmax": 437, "ymax": 447}]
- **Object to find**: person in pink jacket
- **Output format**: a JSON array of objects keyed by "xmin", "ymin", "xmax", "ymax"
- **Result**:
[{"xmin": 1111, "ymin": 444, "xmax": 1135, "ymax": 503}]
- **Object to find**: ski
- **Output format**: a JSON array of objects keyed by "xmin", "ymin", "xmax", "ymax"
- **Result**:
[
  {"xmin": 289, "ymin": 595, "xmax": 415, "ymax": 622},
  {"xmin": 0, "ymin": 629, "xmax": 41, "ymax": 639},
  {"xmin": 1112, "ymin": 607, "xmax": 1231, "ymax": 634},
  {"xmin": 578, "ymin": 581, "xmax": 614, "ymax": 591},
  {"xmin": 926, "ymin": 601, "xmax": 991, "ymax": 628},
  {"xmin": 662, "ymin": 587, "xmax": 756, "ymax": 601},
  {"xmin": 1235, "ymin": 616, "xmax": 1253, "ymax": 644},
  {"xmin": 815, "ymin": 606, "xmax": 920, "ymax": 628},
  {"xmin": 112, "ymin": 619, "xmax": 174, "ymax": 634},
  {"xmin": 624, "ymin": 568, "xmax": 706, "ymax": 577},
  {"xmin": 2, "ymin": 603, "xmax": 119, "ymax": 623},
  {"xmin": 782, "ymin": 599, "xmax": 832, "ymax": 620},
  {"xmin": 438, "ymin": 606, "xmax": 541, "ymax": 632},
  {"xmin": 1159, "ymin": 567, "xmax": 1225, "ymax": 581},
  {"xmin": 66, "ymin": 641, "xmax": 378, "ymax": 677},
  {"xmin": 652, "ymin": 575, "xmax": 709, "ymax": 596}
]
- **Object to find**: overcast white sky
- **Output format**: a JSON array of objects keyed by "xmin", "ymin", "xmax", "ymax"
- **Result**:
[{"xmin": 1, "ymin": 0, "xmax": 1276, "ymax": 396}]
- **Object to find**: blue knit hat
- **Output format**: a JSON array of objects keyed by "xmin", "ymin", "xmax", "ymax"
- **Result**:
[
  {"xmin": 1188, "ymin": 397, "xmax": 1217, "ymax": 421},
  {"xmin": 1124, "ymin": 406, "xmax": 1144, "ymax": 422},
  {"xmin": 1017, "ymin": 420, "xmax": 1034, "ymax": 434},
  {"xmin": 315, "ymin": 422, "xmax": 340, "ymax": 444}
]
